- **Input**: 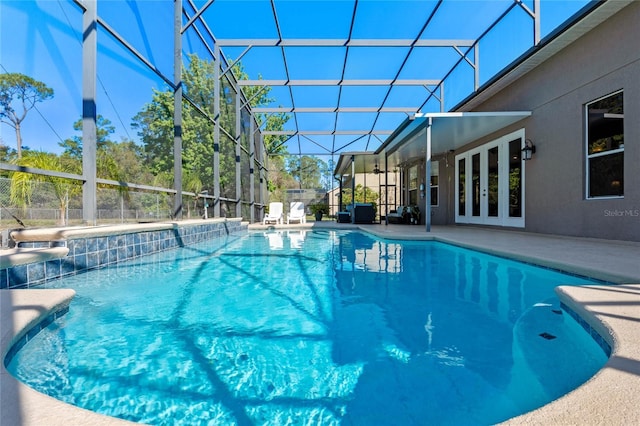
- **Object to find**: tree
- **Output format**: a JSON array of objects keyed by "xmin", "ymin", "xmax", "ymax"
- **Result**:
[
  {"xmin": 10, "ymin": 151, "xmax": 81, "ymax": 226},
  {"xmin": 232, "ymin": 63, "xmax": 290, "ymax": 155},
  {"xmin": 59, "ymin": 114, "xmax": 152, "ymax": 184},
  {"xmin": 132, "ymin": 55, "xmax": 290, "ymax": 199},
  {"xmin": 59, "ymin": 115, "xmax": 116, "ymax": 160},
  {"xmin": 132, "ymin": 56, "xmax": 221, "ymax": 188},
  {"xmin": 0, "ymin": 142, "xmax": 16, "ymax": 163},
  {"xmin": 342, "ymin": 184, "xmax": 379, "ymax": 208},
  {"xmin": 183, "ymin": 169, "xmax": 203, "ymax": 218},
  {"xmin": 286, "ymin": 155, "xmax": 329, "ymax": 190},
  {"xmin": 57, "ymin": 115, "xmax": 155, "ymax": 219},
  {"xmin": 0, "ymin": 73, "xmax": 54, "ymax": 158},
  {"xmin": 264, "ymin": 155, "xmax": 299, "ymax": 202}
]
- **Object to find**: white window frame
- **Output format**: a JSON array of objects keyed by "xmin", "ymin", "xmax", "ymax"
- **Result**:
[{"xmin": 585, "ymin": 90, "xmax": 624, "ymax": 200}]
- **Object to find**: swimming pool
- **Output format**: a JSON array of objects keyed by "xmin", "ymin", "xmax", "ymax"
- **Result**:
[{"xmin": 6, "ymin": 229, "xmax": 608, "ymax": 425}]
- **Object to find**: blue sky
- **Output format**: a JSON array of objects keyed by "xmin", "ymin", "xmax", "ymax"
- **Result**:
[{"xmin": 1, "ymin": 0, "xmax": 589, "ymax": 158}]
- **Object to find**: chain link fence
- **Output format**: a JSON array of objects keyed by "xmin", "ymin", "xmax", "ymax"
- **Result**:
[{"xmin": 0, "ymin": 177, "xmax": 178, "ymax": 247}]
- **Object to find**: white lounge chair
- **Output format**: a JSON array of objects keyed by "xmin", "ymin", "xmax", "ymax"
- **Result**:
[
  {"xmin": 287, "ymin": 201, "xmax": 306, "ymax": 224},
  {"xmin": 263, "ymin": 202, "xmax": 283, "ymax": 225}
]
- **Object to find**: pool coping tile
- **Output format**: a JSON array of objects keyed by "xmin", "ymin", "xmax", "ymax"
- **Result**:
[{"xmin": 1, "ymin": 289, "xmax": 135, "ymax": 425}]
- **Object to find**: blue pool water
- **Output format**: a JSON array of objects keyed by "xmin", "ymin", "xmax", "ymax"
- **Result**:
[{"xmin": 7, "ymin": 230, "xmax": 608, "ymax": 425}]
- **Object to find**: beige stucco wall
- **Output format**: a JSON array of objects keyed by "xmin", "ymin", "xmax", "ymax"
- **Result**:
[{"xmin": 449, "ymin": 2, "xmax": 640, "ymax": 241}]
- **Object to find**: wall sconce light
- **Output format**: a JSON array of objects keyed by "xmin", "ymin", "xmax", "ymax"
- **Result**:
[{"xmin": 522, "ymin": 139, "xmax": 536, "ymax": 161}]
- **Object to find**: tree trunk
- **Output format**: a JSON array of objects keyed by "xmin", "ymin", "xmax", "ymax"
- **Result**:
[
  {"xmin": 15, "ymin": 122, "xmax": 22, "ymax": 158},
  {"xmin": 58, "ymin": 204, "xmax": 67, "ymax": 226}
]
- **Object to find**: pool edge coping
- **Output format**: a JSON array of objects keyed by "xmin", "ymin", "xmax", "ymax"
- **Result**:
[
  {"xmin": 501, "ymin": 284, "xmax": 640, "ymax": 425},
  {"xmin": 1, "ymin": 289, "xmax": 136, "ymax": 425},
  {"xmin": 354, "ymin": 225, "xmax": 635, "ymax": 284}
]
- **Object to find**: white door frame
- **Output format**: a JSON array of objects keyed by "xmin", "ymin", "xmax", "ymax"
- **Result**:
[{"xmin": 455, "ymin": 129, "xmax": 526, "ymax": 228}]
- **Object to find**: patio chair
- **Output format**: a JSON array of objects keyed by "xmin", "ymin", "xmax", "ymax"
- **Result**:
[
  {"xmin": 287, "ymin": 201, "xmax": 306, "ymax": 224},
  {"xmin": 263, "ymin": 202, "xmax": 284, "ymax": 225},
  {"xmin": 387, "ymin": 206, "xmax": 407, "ymax": 224},
  {"xmin": 352, "ymin": 203, "xmax": 375, "ymax": 224}
]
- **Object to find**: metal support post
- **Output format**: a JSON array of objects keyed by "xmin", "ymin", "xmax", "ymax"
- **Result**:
[
  {"xmin": 235, "ymin": 88, "xmax": 242, "ymax": 219},
  {"xmin": 425, "ymin": 117, "xmax": 432, "ymax": 232},
  {"xmin": 173, "ymin": 0, "xmax": 183, "ymax": 220},
  {"xmin": 213, "ymin": 43, "xmax": 221, "ymax": 217},
  {"xmin": 82, "ymin": 0, "xmax": 97, "ymax": 225},
  {"xmin": 249, "ymin": 119, "xmax": 255, "ymax": 222}
]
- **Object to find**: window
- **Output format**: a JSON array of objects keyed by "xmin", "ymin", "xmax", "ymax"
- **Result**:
[
  {"xmin": 586, "ymin": 91, "xmax": 624, "ymax": 198},
  {"xmin": 408, "ymin": 165, "xmax": 418, "ymax": 205},
  {"xmin": 430, "ymin": 161, "xmax": 439, "ymax": 206}
]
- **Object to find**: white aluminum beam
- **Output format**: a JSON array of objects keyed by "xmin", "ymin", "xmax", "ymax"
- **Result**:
[
  {"xmin": 237, "ymin": 79, "xmax": 441, "ymax": 86},
  {"xmin": 263, "ymin": 130, "xmax": 394, "ymax": 136},
  {"xmin": 253, "ymin": 107, "xmax": 420, "ymax": 113},
  {"xmin": 216, "ymin": 39, "xmax": 475, "ymax": 47}
]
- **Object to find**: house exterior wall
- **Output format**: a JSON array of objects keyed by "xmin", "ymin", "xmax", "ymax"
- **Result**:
[{"xmin": 450, "ymin": 2, "xmax": 640, "ymax": 241}]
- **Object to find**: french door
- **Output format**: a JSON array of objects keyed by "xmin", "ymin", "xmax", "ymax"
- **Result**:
[{"xmin": 455, "ymin": 130, "xmax": 525, "ymax": 227}]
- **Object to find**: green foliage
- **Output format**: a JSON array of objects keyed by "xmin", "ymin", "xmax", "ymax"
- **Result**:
[
  {"xmin": 58, "ymin": 115, "xmax": 152, "ymax": 190},
  {"xmin": 10, "ymin": 151, "xmax": 80, "ymax": 225},
  {"xmin": 0, "ymin": 73, "xmax": 54, "ymax": 158},
  {"xmin": 262, "ymin": 114, "xmax": 290, "ymax": 155},
  {"xmin": 286, "ymin": 155, "xmax": 329, "ymax": 190},
  {"xmin": 59, "ymin": 115, "xmax": 116, "ymax": 159},
  {"xmin": 309, "ymin": 202, "xmax": 329, "ymax": 215},
  {"xmin": 0, "ymin": 143, "xmax": 16, "ymax": 163},
  {"xmin": 131, "ymin": 87, "xmax": 176, "ymax": 177},
  {"xmin": 183, "ymin": 169, "xmax": 203, "ymax": 218},
  {"xmin": 133, "ymin": 54, "xmax": 294, "ymax": 198},
  {"xmin": 341, "ymin": 184, "xmax": 379, "ymax": 215},
  {"xmin": 132, "ymin": 54, "xmax": 335, "ymax": 205},
  {"xmin": 341, "ymin": 184, "xmax": 379, "ymax": 206},
  {"xmin": 263, "ymin": 155, "xmax": 298, "ymax": 202},
  {"xmin": 2, "ymin": 61, "xmax": 322, "ymax": 222},
  {"xmin": 231, "ymin": 63, "xmax": 290, "ymax": 156}
]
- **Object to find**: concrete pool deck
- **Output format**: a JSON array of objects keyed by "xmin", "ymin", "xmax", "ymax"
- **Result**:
[{"xmin": 2, "ymin": 223, "xmax": 640, "ymax": 424}]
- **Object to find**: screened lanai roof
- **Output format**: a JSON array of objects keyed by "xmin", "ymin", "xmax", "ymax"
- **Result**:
[
  {"xmin": 196, "ymin": 0, "xmax": 600, "ymax": 158},
  {"xmin": 329, "ymin": 0, "xmax": 633, "ymax": 175},
  {"xmin": 1, "ymin": 0, "xmax": 627, "ymax": 162},
  {"xmin": 333, "ymin": 111, "xmax": 532, "ymax": 176}
]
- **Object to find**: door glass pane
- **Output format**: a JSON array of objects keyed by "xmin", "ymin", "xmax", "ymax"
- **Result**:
[
  {"xmin": 488, "ymin": 146, "xmax": 499, "ymax": 217},
  {"xmin": 458, "ymin": 158, "xmax": 465, "ymax": 216},
  {"xmin": 408, "ymin": 166, "xmax": 418, "ymax": 190},
  {"xmin": 409, "ymin": 189, "xmax": 418, "ymax": 205},
  {"xmin": 430, "ymin": 162, "xmax": 439, "ymax": 206},
  {"xmin": 509, "ymin": 139, "xmax": 522, "ymax": 217},
  {"xmin": 472, "ymin": 153, "xmax": 480, "ymax": 216},
  {"xmin": 379, "ymin": 185, "xmax": 397, "ymax": 217}
]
